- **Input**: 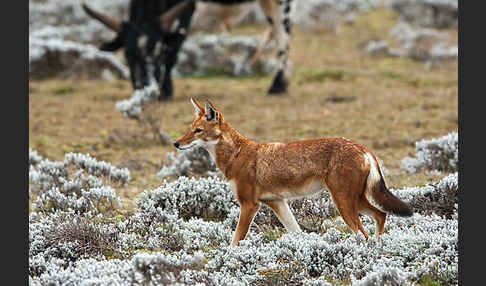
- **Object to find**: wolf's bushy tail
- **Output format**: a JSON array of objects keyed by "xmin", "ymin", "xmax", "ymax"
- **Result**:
[
  {"xmin": 370, "ymin": 178, "xmax": 413, "ymax": 217},
  {"xmin": 365, "ymin": 153, "xmax": 413, "ymax": 217}
]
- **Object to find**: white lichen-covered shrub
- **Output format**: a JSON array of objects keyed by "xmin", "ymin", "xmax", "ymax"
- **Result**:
[
  {"xmin": 30, "ymin": 210, "xmax": 458, "ymax": 285},
  {"xmin": 352, "ymin": 267, "xmax": 412, "ymax": 286},
  {"xmin": 29, "ymin": 148, "xmax": 43, "ymax": 165},
  {"xmin": 199, "ymin": 213, "xmax": 457, "ymax": 285},
  {"xmin": 115, "ymin": 81, "xmax": 161, "ymax": 119},
  {"xmin": 29, "ymin": 150, "xmax": 129, "ymax": 214},
  {"xmin": 401, "ymin": 132, "xmax": 458, "ymax": 173},
  {"xmin": 130, "ymin": 251, "xmax": 206, "ymax": 285},
  {"xmin": 136, "ymin": 176, "xmax": 236, "ymax": 221},
  {"xmin": 157, "ymin": 147, "xmax": 221, "ymax": 179},
  {"xmin": 29, "ymin": 153, "xmax": 458, "ymax": 286},
  {"xmin": 392, "ymin": 172, "xmax": 458, "ymax": 218},
  {"xmin": 29, "ymin": 211, "xmax": 120, "ymax": 277}
]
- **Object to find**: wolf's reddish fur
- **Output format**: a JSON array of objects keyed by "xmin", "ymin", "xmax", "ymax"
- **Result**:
[{"xmin": 175, "ymin": 99, "xmax": 412, "ymax": 247}]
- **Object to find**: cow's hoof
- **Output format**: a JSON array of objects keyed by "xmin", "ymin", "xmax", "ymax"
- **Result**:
[
  {"xmin": 158, "ymin": 82, "xmax": 173, "ymax": 102},
  {"xmin": 267, "ymin": 70, "xmax": 288, "ymax": 95},
  {"xmin": 158, "ymin": 90, "xmax": 173, "ymax": 102}
]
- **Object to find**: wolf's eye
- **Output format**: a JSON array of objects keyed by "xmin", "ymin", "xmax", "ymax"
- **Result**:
[{"xmin": 194, "ymin": 128, "xmax": 203, "ymax": 133}]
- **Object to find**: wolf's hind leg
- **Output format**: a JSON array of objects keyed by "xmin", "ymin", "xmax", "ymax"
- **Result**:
[
  {"xmin": 358, "ymin": 195, "xmax": 387, "ymax": 241},
  {"xmin": 261, "ymin": 199, "xmax": 301, "ymax": 232}
]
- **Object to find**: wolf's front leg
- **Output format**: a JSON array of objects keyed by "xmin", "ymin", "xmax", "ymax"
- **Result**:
[{"xmin": 230, "ymin": 201, "xmax": 260, "ymax": 247}]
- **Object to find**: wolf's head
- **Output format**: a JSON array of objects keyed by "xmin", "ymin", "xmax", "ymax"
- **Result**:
[{"xmin": 174, "ymin": 98, "xmax": 225, "ymax": 151}]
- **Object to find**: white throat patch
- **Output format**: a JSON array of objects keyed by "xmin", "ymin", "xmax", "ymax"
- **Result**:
[
  {"xmin": 200, "ymin": 140, "xmax": 218, "ymax": 162},
  {"xmin": 178, "ymin": 139, "xmax": 218, "ymax": 163}
]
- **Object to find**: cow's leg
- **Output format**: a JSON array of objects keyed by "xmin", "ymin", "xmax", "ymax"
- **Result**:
[
  {"xmin": 124, "ymin": 24, "xmax": 143, "ymax": 90},
  {"xmin": 158, "ymin": 32, "xmax": 187, "ymax": 101},
  {"xmin": 159, "ymin": 1, "xmax": 196, "ymax": 101},
  {"xmin": 246, "ymin": 0, "xmax": 276, "ymax": 71},
  {"xmin": 245, "ymin": 27, "xmax": 273, "ymax": 72},
  {"xmin": 152, "ymin": 57, "xmax": 162, "ymax": 88},
  {"xmin": 159, "ymin": 65, "xmax": 174, "ymax": 101},
  {"xmin": 125, "ymin": 22, "xmax": 154, "ymax": 91},
  {"xmin": 220, "ymin": 5, "xmax": 238, "ymax": 33},
  {"xmin": 138, "ymin": 54, "xmax": 150, "ymax": 88},
  {"xmin": 265, "ymin": 0, "xmax": 292, "ymax": 95},
  {"xmin": 144, "ymin": 32, "xmax": 162, "ymax": 87}
]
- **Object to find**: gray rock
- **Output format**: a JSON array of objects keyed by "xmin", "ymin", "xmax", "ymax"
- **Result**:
[
  {"xmin": 115, "ymin": 83, "xmax": 160, "ymax": 119},
  {"xmin": 365, "ymin": 22, "xmax": 457, "ymax": 64},
  {"xmin": 29, "ymin": 36, "xmax": 129, "ymax": 80},
  {"xmin": 391, "ymin": 0, "xmax": 458, "ymax": 28},
  {"xmin": 426, "ymin": 42, "xmax": 458, "ymax": 67},
  {"xmin": 366, "ymin": 40, "xmax": 390, "ymax": 57},
  {"xmin": 101, "ymin": 69, "xmax": 116, "ymax": 82},
  {"xmin": 174, "ymin": 34, "xmax": 277, "ymax": 77},
  {"xmin": 29, "ymin": 0, "xmax": 127, "ymax": 44},
  {"xmin": 291, "ymin": 0, "xmax": 339, "ymax": 31},
  {"xmin": 389, "ymin": 22, "xmax": 442, "ymax": 61}
]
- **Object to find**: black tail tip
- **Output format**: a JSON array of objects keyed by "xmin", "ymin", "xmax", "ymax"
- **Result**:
[{"xmin": 393, "ymin": 205, "xmax": 414, "ymax": 217}]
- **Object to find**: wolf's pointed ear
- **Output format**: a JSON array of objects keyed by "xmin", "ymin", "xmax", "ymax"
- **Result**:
[
  {"xmin": 205, "ymin": 101, "xmax": 219, "ymax": 122},
  {"xmin": 190, "ymin": 98, "xmax": 204, "ymax": 117}
]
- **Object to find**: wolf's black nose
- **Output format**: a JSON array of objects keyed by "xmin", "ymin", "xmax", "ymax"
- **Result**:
[{"xmin": 173, "ymin": 142, "xmax": 180, "ymax": 148}]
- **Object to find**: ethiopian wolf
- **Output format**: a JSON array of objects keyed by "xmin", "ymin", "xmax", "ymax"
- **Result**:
[{"xmin": 174, "ymin": 99, "xmax": 413, "ymax": 247}]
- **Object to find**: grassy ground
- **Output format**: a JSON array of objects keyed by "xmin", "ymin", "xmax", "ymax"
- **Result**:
[{"xmin": 29, "ymin": 8, "xmax": 458, "ymax": 212}]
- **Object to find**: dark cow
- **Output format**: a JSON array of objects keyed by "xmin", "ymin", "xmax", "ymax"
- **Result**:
[
  {"xmin": 83, "ymin": 0, "xmax": 195, "ymax": 101},
  {"xmin": 83, "ymin": 0, "xmax": 293, "ymax": 100}
]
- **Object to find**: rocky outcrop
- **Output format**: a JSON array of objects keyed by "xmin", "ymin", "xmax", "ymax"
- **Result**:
[
  {"xmin": 29, "ymin": 30, "xmax": 129, "ymax": 80},
  {"xmin": 175, "ymin": 34, "xmax": 277, "ymax": 77},
  {"xmin": 391, "ymin": 0, "xmax": 458, "ymax": 29},
  {"xmin": 29, "ymin": 0, "xmax": 129, "ymax": 79},
  {"xmin": 29, "ymin": 0, "xmax": 127, "ymax": 44},
  {"xmin": 365, "ymin": 22, "xmax": 457, "ymax": 65}
]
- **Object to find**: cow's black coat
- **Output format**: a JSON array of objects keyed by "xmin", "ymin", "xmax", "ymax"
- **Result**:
[
  {"xmin": 88, "ymin": 0, "xmax": 292, "ymax": 99},
  {"xmin": 97, "ymin": 0, "xmax": 196, "ymax": 101}
]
